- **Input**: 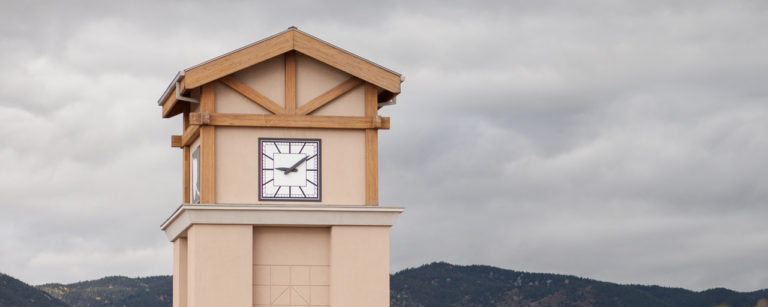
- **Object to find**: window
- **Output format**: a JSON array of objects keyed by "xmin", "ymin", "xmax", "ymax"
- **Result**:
[{"xmin": 192, "ymin": 146, "xmax": 200, "ymax": 204}]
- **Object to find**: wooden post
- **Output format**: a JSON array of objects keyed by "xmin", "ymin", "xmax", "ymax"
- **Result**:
[
  {"xmin": 182, "ymin": 106, "xmax": 191, "ymax": 204},
  {"xmin": 364, "ymin": 83, "xmax": 378, "ymax": 206},
  {"xmin": 285, "ymin": 51, "xmax": 296, "ymax": 114},
  {"xmin": 200, "ymin": 84, "xmax": 215, "ymax": 203}
]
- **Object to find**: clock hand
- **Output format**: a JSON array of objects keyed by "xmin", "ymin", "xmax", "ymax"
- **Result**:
[
  {"xmin": 289, "ymin": 156, "xmax": 309, "ymax": 169},
  {"xmin": 279, "ymin": 156, "xmax": 309, "ymax": 175}
]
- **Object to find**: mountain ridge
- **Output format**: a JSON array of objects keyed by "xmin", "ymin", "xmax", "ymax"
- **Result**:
[
  {"xmin": 0, "ymin": 272, "xmax": 68, "ymax": 307},
  {"xmin": 1, "ymin": 263, "xmax": 766, "ymax": 306},
  {"xmin": 390, "ymin": 262, "xmax": 768, "ymax": 307}
]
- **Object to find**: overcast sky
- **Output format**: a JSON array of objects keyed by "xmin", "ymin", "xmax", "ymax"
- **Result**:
[{"xmin": 1, "ymin": 0, "xmax": 766, "ymax": 292}]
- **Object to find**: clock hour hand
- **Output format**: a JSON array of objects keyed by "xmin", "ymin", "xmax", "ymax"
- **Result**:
[{"xmin": 278, "ymin": 156, "xmax": 309, "ymax": 175}]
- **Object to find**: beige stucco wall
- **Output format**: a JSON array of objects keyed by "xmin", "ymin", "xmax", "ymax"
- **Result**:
[
  {"xmin": 296, "ymin": 53, "xmax": 350, "ymax": 108},
  {"xmin": 233, "ymin": 54, "xmax": 285, "ymax": 108},
  {"xmin": 215, "ymin": 127, "xmax": 365, "ymax": 205},
  {"xmin": 310, "ymin": 86, "xmax": 364, "ymax": 117},
  {"xmin": 187, "ymin": 224, "xmax": 253, "ymax": 307},
  {"xmin": 253, "ymin": 227, "xmax": 330, "ymax": 265},
  {"xmin": 215, "ymin": 82, "xmax": 271, "ymax": 114},
  {"xmin": 172, "ymin": 238, "xmax": 188, "ymax": 307},
  {"xmin": 330, "ymin": 226, "xmax": 391, "ymax": 307},
  {"xmin": 253, "ymin": 227, "xmax": 330, "ymax": 307}
]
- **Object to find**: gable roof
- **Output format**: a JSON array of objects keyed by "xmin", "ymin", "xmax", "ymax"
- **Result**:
[{"xmin": 158, "ymin": 27, "xmax": 402, "ymax": 118}]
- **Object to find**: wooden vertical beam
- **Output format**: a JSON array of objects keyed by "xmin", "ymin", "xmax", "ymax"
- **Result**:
[
  {"xmin": 183, "ymin": 146, "xmax": 191, "ymax": 204},
  {"xmin": 284, "ymin": 51, "xmax": 297, "ymax": 114},
  {"xmin": 364, "ymin": 83, "xmax": 378, "ymax": 206},
  {"xmin": 200, "ymin": 83, "xmax": 216, "ymax": 203},
  {"xmin": 182, "ymin": 106, "xmax": 191, "ymax": 204}
]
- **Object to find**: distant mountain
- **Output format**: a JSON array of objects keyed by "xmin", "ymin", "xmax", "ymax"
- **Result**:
[
  {"xmin": 2, "ymin": 263, "xmax": 766, "ymax": 306},
  {"xmin": 38, "ymin": 276, "xmax": 171, "ymax": 307},
  {"xmin": 0, "ymin": 272, "xmax": 68, "ymax": 307},
  {"xmin": 390, "ymin": 262, "xmax": 768, "ymax": 307}
]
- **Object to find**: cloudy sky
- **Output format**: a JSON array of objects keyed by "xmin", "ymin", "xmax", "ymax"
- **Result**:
[{"xmin": 1, "ymin": 0, "xmax": 767, "ymax": 292}]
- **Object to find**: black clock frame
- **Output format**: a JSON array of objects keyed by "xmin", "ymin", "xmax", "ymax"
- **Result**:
[{"xmin": 258, "ymin": 137, "xmax": 322, "ymax": 202}]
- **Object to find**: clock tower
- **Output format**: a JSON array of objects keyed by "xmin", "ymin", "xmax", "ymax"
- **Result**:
[{"xmin": 157, "ymin": 27, "xmax": 403, "ymax": 307}]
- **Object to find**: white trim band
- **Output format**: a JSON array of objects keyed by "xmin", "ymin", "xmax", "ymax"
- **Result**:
[{"xmin": 160, "ymin": 204, "xmax": 404, "ymax": 241}]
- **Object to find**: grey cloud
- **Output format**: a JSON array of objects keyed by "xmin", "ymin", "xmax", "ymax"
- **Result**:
[{"xmin": 1, "ymin": 0, "xmax": 767, "ymax": 291}]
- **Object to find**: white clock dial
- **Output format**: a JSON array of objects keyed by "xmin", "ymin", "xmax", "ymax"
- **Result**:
[{"xmin": 259, "ymin": 138, "xmax": 320, "ymax": 201}]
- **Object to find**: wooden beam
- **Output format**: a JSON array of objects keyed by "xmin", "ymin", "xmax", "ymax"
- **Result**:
[
  {"xmin": 162, "ymin": 88, "xmax": 177, "ymax": 117},
  {"xmin": 171, "ymin": 135, "xmax": 182, "ymax": 148},
  {"xmin": 183, "ymin": 146, "xmax": 190, "ymax": 204},
  {"xmin": 285, "ymin": 51, "xmax": 296, "ymax": 114},
  {"xmin": 365, "ymin": 129, "xmax": 378, "ymax": 205},
  {"xmin": 364, "ymin": 83, "xmax": 379, "ymax": 205},
  {"xmin": 161, "ymin": 88, "xmax": 189, "ymax": 119},
  {"xmin": 182, "ymin": 105, "xmax": 190, "ymax": 203},
  {"xmin": 181, "ymin": 124, "xmax": 200, "ymax": 146},
  {"xmin": 200, "ymin": 83, "xmax": 215, "ymax": 203},
  {"xmin": 189, "ymin": 112, "xmax": 388, "ymax": 130},
  {"xmin": 183, "ymin": 31, "xmax": 294, "ymax": 89},
  {"xmin": 183, "ymin": 105, "xmax": 190, "ymax": 129},
  {"xmin": 296, "ymin": 77, "xmax": 363, "ymax": 115},
  {"xmin": 294, "ymin": 30, "xmax": 400, "ymax": 94},
  {"xmin": 219, "ymin": 76, "xmax": 286, "ymax": 115},
  {"xmin": 378, "ymin": 90, "xmax": 397, "ymax": 106}
]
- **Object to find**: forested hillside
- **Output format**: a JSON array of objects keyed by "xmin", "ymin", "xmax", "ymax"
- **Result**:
[
  {"xmin": 3, "ymin": 263, "xmax": 767, "ymax": 306},
  {"xmin": 390, "ymin": 262, "xmax": 768, "ymax": 307},
  {"xmin": 0, "ymin": 273, "xmax": 68, "ymax": 307}
]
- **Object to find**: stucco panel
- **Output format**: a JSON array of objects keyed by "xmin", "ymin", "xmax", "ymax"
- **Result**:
[
  {"xmin": 214, "ymin": 81, "xmax": 270, "ymax": 114},
  {"xmin": 187, "ymin": 224, "xmax": 252, "ymax": 307},
  {"xmin": 296, "ymin": 53, "xmax": 351, "ymax": 108},
  {"xmin": 215, "ymin": 127, "xmax": 365, "ymax": 205},
  {"xmin": 233, "ymin": 54, "xmax": 285, "ymax": 107},
  {"xmin": 172, "ymin": 238, "xmax": 187, "ymax": 307},
  {"xmin": 253, "ymin": 227, "xmax": 330, "ymax": 265},
  {"xmin": 330, "ymin": 226, "xmax": 390, "ymax": 307},
  {"xmin": 253, "ymin": 227, "xmax": 330, "ymax": 307},
  {"xmin": 310, "ymin": 85, "xmax": 364, "ymax": 116}
]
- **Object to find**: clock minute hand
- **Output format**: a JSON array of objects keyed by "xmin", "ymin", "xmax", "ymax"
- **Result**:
[{"xmin": 280, "ymin": 156, "xmax": 309, "ymax": 175}]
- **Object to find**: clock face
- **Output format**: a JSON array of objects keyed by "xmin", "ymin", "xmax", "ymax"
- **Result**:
[{"xmin": 259, "ymin": 138, "xmax": 321, "ymax": 201}]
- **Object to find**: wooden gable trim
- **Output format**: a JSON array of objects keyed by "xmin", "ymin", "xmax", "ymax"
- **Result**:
[
  {"xmin": 162, "ymin": 87, "xmax": 190, "ymax": 118},
  {"xmin": 162, "ymin": 28, "xmax": 402, "ymax": 118},
  {"xmin": 293, "ymin": 30, "xmax": 400, "ymax": 94},
  {"xmin": 183, "ymin": 31, "xmax": 294, "ymax": 89}
]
